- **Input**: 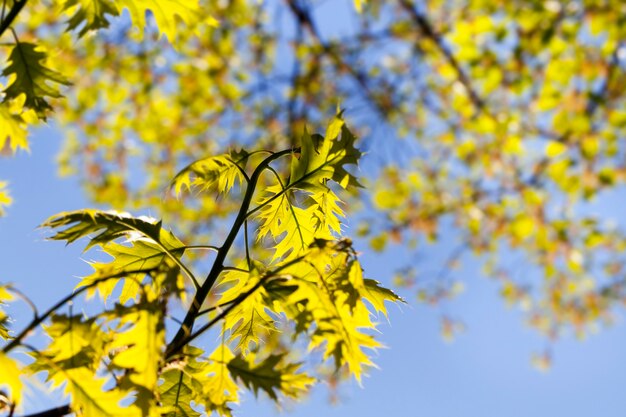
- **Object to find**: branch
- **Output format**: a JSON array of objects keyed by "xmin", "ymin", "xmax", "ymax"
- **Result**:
[
  {"xmin": 0, "ymin": 0, "xmax": 26, "ymax": 38},
  {"xmin": 397, "ymin": 0, "xmax": 485, "ymax": 112},
  {"xmin": 166, "ymin": 254, "xmax": 306, "ymax": 358},
  {"xmin": 18, "ymin": 405, "xmax": 71, "ymax": 417},
  {"xmin": 284, "ymin": 0, "xmax": 392, "ymax": 117},
  {"xmin": 165, "ymin": 148, "xmax": 295, "ymax": 357}
]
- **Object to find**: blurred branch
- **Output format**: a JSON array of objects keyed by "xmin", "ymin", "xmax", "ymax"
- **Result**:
[
  {"xmin": 284, "ymin": 0, "xmax": 392, "ymax": 117},
  {"xmin": 397, "ymin": 0, "xmax": 485, "ymax": 112}
]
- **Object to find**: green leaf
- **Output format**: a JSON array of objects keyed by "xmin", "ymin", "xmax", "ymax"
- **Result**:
[
  {"xmin": 63, "ymin": 0, "xmax": 120, "ymax": 37},
  {"xmin": 2, "ymin": 42, "xmax": 71, "ymax": 118},
  {"xmin": 277, "ymin": 245, "xmax": 385, "ymax": 382},
  {"xmin": 42, "ymin": 314, "xmax": 109, "ymax": 369},
  {"xmin": 107, "ymin": 301, "xmax": 165, "ymax": 414},
  {"xmin": 79, "ymin": 229, "xmax": 185, "ymax": 303},
  {"xmin": 203, "ymin": 344, "xmax": 239, "ymax": 416},
  {"xmin": 309, "ymin": 188, "xmax": 344, "ymax": 236},
  {"xmin": 52, "ymin": 368, "xmax": 133, "ymax": 417},
  {"xmin": 228, "ymin": 353, "xmax": 314, "ymax": 401},
  {"xmin": 159, "ymin": 369, "xmax": 201, "ymax": 417},
  {"xmin": 30, "ymin": 346, "xmax": 133, "ymax": 416},
  {"xmin": 44, "ymin": 209, "xmax": 193, "ymax": 296}
]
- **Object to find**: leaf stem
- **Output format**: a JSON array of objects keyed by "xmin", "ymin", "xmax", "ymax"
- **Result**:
[{"xmin": 183, "ymin": 245, "xmax": 220, "ymax": 252}]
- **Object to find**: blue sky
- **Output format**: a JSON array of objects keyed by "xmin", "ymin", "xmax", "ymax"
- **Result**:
[{"xmin": 3, "ymin": 126, "xmax": 626, "ymax": 417}]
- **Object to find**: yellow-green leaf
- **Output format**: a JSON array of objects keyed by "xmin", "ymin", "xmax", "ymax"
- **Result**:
[
  {"xmin": 228, "ymin": 352, "xmax": 314, "ymax": 401},
  {"xmin": 63, "ymin": 0, "xmax": 120, "ymax": 37},
  {"xmin": 2, "ymin": 43, "xmax": 71, "ymax": 118},
  {"xmin": 115, "ymin": 0, "xmax": 202, "ymax": 42}
]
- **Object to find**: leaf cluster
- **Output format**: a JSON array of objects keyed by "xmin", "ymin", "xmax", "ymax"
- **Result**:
[{"xmin": 0, "ymin": 118, "xmax": 402, "ymax": 416}]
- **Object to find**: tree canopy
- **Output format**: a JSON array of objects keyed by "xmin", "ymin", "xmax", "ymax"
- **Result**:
[{"xmin": 1, "ymin": 0, "xmax": 626, "ymax": 415}]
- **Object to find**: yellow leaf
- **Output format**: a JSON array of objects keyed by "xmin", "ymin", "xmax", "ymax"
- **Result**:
[
  {"xmin": 0, "ymin": 102, "xmax": 28, "ymax": 154},
  {"xmin": 0, "ymin": 182, "xmax": 12, "ymax": 216},
  {"xmin": 0, "ymin": 352, "xmax": 22, "ymax": 404},
  {"xmin": 545, "ymin": 141, "xmax": 567, "ymax": 158},
  {"xmin": 510, "ymin": 214, "xmax": 536, "ymax": 240},
  {"xmin": 116, "ymin": 0, "xmax": 203, "ymax": 43},
  {"xmin": 109, "ymin": 302, "xmax": 165, "ymax": 393}
]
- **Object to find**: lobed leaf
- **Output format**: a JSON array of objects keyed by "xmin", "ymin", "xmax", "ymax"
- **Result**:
[
  {"xmin": 43, "ymin": 209, "xmax": 165, "ymax": 250},
  {"xmin": 160, "ymin": 345, "xmax": 239, "ymax": 417},
  {"xmin": 107, "ymin": 301, "xmax": 165, "ymax": 414},
  {"xmin": 2, "ymin": 43, "xmax": 71, "ymax": 119},
  {"xmin": 255, "ymin": 184, "xmax": 318, "ymax": 261},
  {"xmin": 79, "ymin": 230, "xmax": 185, "ymax": 303},
  {"xmin": 42, "ymin": 314, "xmax": 109, "ymax": 370},
  {"xmin": 171, "ymin": 150, "xmax": 249, "ymax": 196},
  {"xmin": 216, "ymin": 265, "xmax": 279, "ymax": 354},
  {"xmin": 227, "ymin": 353, "xmax": 314, "ymax": 401},
  {"xmin": 115, "ymin": 0, "xmax": 218, "ymax": 43},
  {"xmin": 289, "ymin": 118, "xmax": 362, "ymax": 191},
  {"xmin": 0, "ymin": 102, "xmax": 28, "ymax": 154},
  {"xmin": 254, "ymin": 117, "xmax": 362, "ymax": 261},
  {"xmin": 362, "ymin": 279, "xmax": 405, "ymax": 317},
  {"xmin": 63, "ymin": 0, "xmax": 120, "ymax": 37}
]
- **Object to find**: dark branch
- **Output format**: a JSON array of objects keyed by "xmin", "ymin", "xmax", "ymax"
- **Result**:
[
  {"xmin": 19, "ymin": 405, "xmax": 71, "ymax": 417},
  {"xmin": 285, "ymin": 0, "xmax": 392, "ymax": 118},
  {"xmin": 0, "ymin": 0, "xmax": 27, "ymax": 38},
  {"xmin": 397, "ymin": 0, "xmax": 485, "ymax": 112},
  {"xmin": 165, "ymin": 148, "xmax": 295, "ymax": 358}
]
